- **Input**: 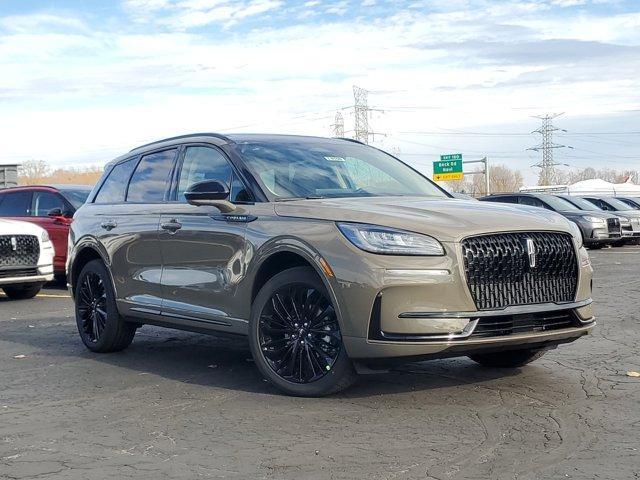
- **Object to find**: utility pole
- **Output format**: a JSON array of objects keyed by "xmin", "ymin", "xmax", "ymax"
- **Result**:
[
  {"xmin": 331, "ymin": 111, "xmax": 345, "ymax": 138},
  {"xmin": 527, "ymin": 113, "xmax": 569, "ymax": 186}
]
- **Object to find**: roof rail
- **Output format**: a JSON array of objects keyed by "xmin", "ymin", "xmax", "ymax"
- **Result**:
[{"xmin": 129, "ymin": 133, "xmax": 233, "ymax": 152}]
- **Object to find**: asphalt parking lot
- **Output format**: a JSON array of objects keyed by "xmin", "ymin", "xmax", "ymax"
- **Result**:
[{"xmin": 1, "ymin": 247, "xmax": 639, "ymax": 480}]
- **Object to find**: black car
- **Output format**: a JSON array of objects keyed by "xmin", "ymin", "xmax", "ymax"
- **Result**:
[
  {"xmin": 580, "ymin": 196, "xmax": 640, "ymax": 240},
  {"xmin": 480, "ymin": 193, "xmax": 621, "ymax": 248}
]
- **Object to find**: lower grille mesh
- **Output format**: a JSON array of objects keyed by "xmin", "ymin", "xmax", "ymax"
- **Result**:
[
  {"xmin": 461, "ymin": 232, "xmax": 578, "ymax": 311},
  {"xmin": 470, "ymin": 310, "xmax": 577, "ymax": 338}
]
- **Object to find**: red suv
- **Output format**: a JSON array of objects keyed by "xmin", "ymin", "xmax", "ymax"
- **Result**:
[{"xmin": 0, "ymin": 185, "xmax": 92, "ymax": 278}]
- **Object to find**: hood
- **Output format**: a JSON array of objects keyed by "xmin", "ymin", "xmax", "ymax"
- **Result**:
[
  {"xmin": 0, "ymin": 218, "xmax": 45, "ymax": 237},
  {"xmin": 558, "ymin": 210, "xmax": 616, "ymax": 220},
  {"xmin": 275, "ymin": 196, "xmax": 574, "ymax": 243}
]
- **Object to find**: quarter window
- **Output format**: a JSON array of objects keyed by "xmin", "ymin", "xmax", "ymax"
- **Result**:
[
  {"xmin": 0, "ymin": 191, "xmax": 31, "ymax": 216},
  {"xmin": 127, "ymin": 149, "xmax": 177, "ymax": 203},
  {"xmin": 32, "ymin": 191, "xmax": 66, "ymax": 217},
  {"xmin": 95, "ymin": 158, "xmax": 137, "ymax": 204}
]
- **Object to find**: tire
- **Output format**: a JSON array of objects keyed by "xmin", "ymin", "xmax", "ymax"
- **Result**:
[
  {"xmin": 2, "ymin": 282, "xmax": 43, "ymax": 300},
  {"xmin": 249, "ymin": 266, "xmax": 357, "ymax": 397},
  {"xmin": 75, "ymin": 259, "xmax": 136, "ymax": 353},
  {"xmin": 469, "ymin": 348, "xmax": 546, "ymax": 368}
]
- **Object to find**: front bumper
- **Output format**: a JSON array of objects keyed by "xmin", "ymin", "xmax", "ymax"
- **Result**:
[{"xmin": 0, "ymin": 264, "xmax": 54, "ymax": 285}]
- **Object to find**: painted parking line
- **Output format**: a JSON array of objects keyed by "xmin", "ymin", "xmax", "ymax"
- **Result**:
[{"xmin": 36, "ymin": 293, "xmax": 71, "ymax": 299}]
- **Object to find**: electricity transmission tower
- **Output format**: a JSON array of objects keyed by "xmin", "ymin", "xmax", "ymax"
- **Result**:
[
  {"xmin": 527, "ymin": 113, "xmax": 569, "ymax": 186},
  {"xmin": 353, "ymin": 85, "xmax": 373, "ymax": 144},
  {"xmin": 331, "ymin": 111, "xmax": 345, "ymax": 138}
]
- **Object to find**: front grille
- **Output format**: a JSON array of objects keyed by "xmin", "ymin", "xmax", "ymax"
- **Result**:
[
  {"xmin": 461, "ymin": 232, "xmax": 578, "ymax": 311},
  {"xmin": 607, "ymin": 218, "xmax": 621, "ymax": 234},
  {"xmin": 470, "ymin": 310, "xmax": 578, "ymax": 338},
  {"xmin": 0, "ymin": 235, "xmax": 40, "ymax": 267},
  {"xmin": 0, "ymin": 268, "xmax": 39, "ymax": 279}
]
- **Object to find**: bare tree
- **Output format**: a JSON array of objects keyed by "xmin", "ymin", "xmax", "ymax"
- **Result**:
[
  {"xmin": 444, "ymin": 164, "xmax": 523, "ymax": 197},
  {"xmin": 18, "ymin": 160, "xmax": 50, "ymax": 185}
]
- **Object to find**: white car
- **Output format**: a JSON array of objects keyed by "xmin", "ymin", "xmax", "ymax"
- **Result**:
[{"xmin": 0, "ymin": 218, "xmax": 54, "ymax": 300}]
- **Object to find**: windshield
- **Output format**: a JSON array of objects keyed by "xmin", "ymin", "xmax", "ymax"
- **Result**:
[
  {"xmin": 60, "ymin": 189, "xmax": 91, "ymax": 209},
  {"xmin": 563, "ymin": 196, "xmax": 602, "ymax": 211},
  {"xmin": 603, "ymin": 197, "xmax": 635, "ymax": 211},
  {"xmin": 540, "ymin": 195, "xmax": 581, "ymax": 211},
  {"xmin": 235, "ymin": 140, "xmax": 447, "ymax": 200}
]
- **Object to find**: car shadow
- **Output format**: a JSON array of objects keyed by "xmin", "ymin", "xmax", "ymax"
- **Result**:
[{"xmin": 4, "ymin": 317, "xmax": 543, "ymax": 398}]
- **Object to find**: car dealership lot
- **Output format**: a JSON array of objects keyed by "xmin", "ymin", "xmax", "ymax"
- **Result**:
[{"xmin": 1, "ymin": 248, "xmax": 638, "ymax": 480}]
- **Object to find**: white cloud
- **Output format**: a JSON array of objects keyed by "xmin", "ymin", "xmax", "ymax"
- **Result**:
[{"xmin": 0, "ymin": 3, "xmax": 639, "ymax": 182}]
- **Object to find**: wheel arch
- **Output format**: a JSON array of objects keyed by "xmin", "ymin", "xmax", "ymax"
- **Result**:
[
  {"xmin": 248, "ymin": 239, "xmax": 345, "ymax": 331},
  {"xmin": 69, "ymin": 243, "xmax": 109, "ymax": 298}
]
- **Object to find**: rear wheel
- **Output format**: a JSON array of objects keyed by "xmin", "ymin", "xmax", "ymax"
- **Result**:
[
  {"xmin": 469, "ymin": 348, "xmax": 546, "ymax": 368},
  {"xmin": 249, "ymin": 266, "xmax": 357, "ymax": 396},
  {"xmin": 75, "ymin": 260, "xmax": 136, "ymax": 353},
  {"xmin": 2, "ymin": 282, "xmax": 43, "ymax": 300}
]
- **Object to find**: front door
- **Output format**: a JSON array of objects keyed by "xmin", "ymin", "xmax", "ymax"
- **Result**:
[
  {"xmin": 30, "ymin": 190, "xmax": 73, "ymax": 273},
  {"xmin": 159, "ymin": 145, "xmax": 251, "ymax": 332}
]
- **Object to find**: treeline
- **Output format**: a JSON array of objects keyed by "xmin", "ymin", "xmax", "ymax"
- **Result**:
[{"xmin": 18, "ymin": 160, "xmax": 103, "ymax": 186}]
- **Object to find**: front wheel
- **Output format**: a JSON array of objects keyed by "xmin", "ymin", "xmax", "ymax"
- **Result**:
[
  {"xmin": 2, "ymin": 282, "xmax": 43, "ymax": 300},
  {"xmin": 249, "ymin": 266, "xmax": 357, "ymax": 396},
  {"xmin": 469, "ymin": 348, "xmax": 546, "ymax": 368}
]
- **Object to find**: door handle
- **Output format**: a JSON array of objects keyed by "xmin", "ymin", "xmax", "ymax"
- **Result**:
[
  {"xmin": 100, "ymin": 220, "xmax": 117, "ymax": 231},
  {"xmin": 161, "ymin": 220, "xmax": 182, "ymax": 233}
]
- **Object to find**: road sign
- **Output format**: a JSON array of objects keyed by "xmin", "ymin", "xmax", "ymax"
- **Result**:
[{"xmin": 433, "ymin": 154, "xmax": 463, "ymax": 181}]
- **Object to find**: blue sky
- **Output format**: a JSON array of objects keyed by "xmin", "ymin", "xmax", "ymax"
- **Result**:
[{"xmin": 0, "ymin": 0, "xmax": 639, "ymax": 184}]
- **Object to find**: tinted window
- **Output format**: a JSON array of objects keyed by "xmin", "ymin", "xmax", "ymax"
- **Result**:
[
  {"xmin": 94, "ymin": 158, "xmax": 137, "ymax": 204},
  {"xmin": 519, "ymin": 196, "xmax": 545, "ymax": 208},
  {"xmin": 540, "ymin": 195, "xmax": 580, "ymax": 211},
  {"xmin": 127, "ymin": 150, "xmax": 176, "ymax": 203},
  {"xmin": 60, "ymin": 189, "xmax": 91, "ymax": 209},
  {"xmin": 485, "ymin": 196, "xmax": 517, "ymax": 204},
  {"xmin": 177, "ymin": 146, "xmax": 232, "ymax": 202},
  {"xmin": 0, "ymin": 191, "xmax": 31, "ymax": 216},
  {"xmin": 32, "ymin": 191, "xmax": 65, "ymax": 216},
  {"xmin": 562, "ymin": 196, "xmax": 601, "ymax": 211}
]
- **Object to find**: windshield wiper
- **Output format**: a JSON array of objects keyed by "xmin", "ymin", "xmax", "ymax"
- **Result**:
[{"xmin": 275, "ymin": 196, "xmax": 325, "ymax": 202}]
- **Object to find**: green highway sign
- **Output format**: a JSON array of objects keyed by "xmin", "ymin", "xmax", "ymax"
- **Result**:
[{"xmin": 433, "ymin": 154, "xmax": 463, "ymax": 181}]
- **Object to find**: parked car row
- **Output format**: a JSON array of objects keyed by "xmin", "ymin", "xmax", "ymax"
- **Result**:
[{"xmin": 479, "ymin": 192, "xmax": 640, "ymax": 249}]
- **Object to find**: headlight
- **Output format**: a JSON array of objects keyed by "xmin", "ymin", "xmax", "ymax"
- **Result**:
[
  {"xmin": 337, "ymin": 223, "xmax": 445, "ymax": 256},
  {"xmin": 618, "ymin": 216, "xmax": 631, "ymax": 226},
  {"xmin": 41, "ymin": 230, "xmax": 50, "ymax": 243},
  {"xmin": 582, "ymin": 215, "xmax": 606, "ymax": 224},
  {"xmin": 567, "ymin": 221, "xmax": 583, "ymax": 248}
]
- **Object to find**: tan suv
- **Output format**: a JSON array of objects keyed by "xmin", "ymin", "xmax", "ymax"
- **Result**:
[{"xmin": 68, "ymin": 134, "xmax": 595, "ymax": 396}]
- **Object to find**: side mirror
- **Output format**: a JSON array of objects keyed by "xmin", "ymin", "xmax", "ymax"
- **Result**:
[
  {"xmin": 184, "ymin": 180, "xmax": 236, "ymax": 213},
  {"xmin": 48, "ymin": 208, "xmax": 63, "ymax": 217}
]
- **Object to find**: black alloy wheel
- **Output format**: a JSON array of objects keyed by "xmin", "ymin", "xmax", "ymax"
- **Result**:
[
  {"xmin": 258, "ymin": 284, "xmax": 341, "ymax": 384},
  {"xmin": 77, "ymin": 271, "xmax": 108, "ymax": 343},
  {"xmin": 249, "ymin": 266, "xmax": 357, "ymax": 396},
  {"xmin": 75, "ymin": 260, "xmax": 136, "ymax": 353}
]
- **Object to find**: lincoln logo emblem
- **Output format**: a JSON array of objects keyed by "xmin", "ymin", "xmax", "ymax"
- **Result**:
[
  {"xmin": 526, "ymin": 238, "xmax": 536, "ymax": 269},
  {"xmin": 10, "ymin": 237, "xmax": 17, "ymax": 251}
]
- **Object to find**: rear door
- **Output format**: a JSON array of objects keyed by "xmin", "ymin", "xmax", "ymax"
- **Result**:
[
  {"xmin": 158, "ymin": 144, "xmax": 251, "ymax": 332},
  {"xmin": 92, "ymin": 149, "xmax": 177, "ymax": 318}
]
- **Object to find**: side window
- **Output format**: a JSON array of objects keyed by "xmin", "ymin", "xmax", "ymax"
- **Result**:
[
  {"xmin": 230, "ymin": 173, "xmax": 252, "ymax": 203},
  {"xmin": 494, "ymin": 196, "xmax": 517, "ymax": 204},
  {"xmin": 95, "ymin": 158, "xmax": 137, "ymax": 204},
  {"xmin": 127, "ymin": 149, "xmax": 177, "ymax": 203},
  {"xmin": 177, "ymin": 146, "xmax": 232, "ymax": 202},
  {"xmin": 0, "ymin": 191, "xmax": 32, "ymax": 216},
  {"xmin": 519, "ymin": 197, "xmax": 544, "ymax": 208},
  {"xmin": 32, "ymin": 191, "xmax": 66, "ymax": 217},
  {"xmin": 601, "ymin": 201, "xmax": 614, "ymax": 211}
]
